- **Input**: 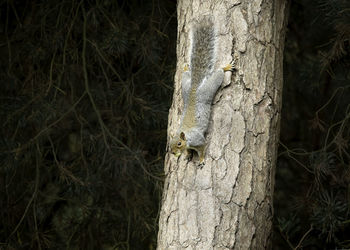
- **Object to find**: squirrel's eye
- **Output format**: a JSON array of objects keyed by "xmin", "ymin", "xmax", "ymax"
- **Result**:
[{"xmin": 177, "ymin": 141, "xmax": 182, "ymax": 146}]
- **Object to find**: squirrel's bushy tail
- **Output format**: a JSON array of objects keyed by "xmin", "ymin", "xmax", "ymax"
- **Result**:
[{"xmin": 190, "ymin": 16, "xmax": 215, "ymax": 87}]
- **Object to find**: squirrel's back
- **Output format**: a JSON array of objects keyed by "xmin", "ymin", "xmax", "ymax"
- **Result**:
[
  {"xmin": 171, "ymin": 17, "xmax": 227, "ymax": 163},
  {"xmin": 190, "ymin": 17, "xmax": 215, "ymax": 88}
]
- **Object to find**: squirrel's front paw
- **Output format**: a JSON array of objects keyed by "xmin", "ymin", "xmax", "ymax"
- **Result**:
[
  {"xmin": 185, "ymin": 150, "xmax": 193, "ymax": 162},
  {"xmin": 198, "ymin": 154, "xmax": 205, "ymax": 167},
  {"xmin": 198, "ymin": 161, "xmax": 205, "ymax": 168}
]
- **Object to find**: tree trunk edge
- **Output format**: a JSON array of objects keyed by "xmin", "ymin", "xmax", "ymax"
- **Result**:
[{"xmin": 158, "ymin": 1, "xmax": 290, "ymax": 249}]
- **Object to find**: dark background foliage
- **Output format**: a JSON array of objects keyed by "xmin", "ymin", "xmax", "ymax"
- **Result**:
[
  {"xmin": 275, "ymin": 0, "xmax": 350, "ymax": 248},
  {"xmin": 0, "ymin": 0, "xmax": 176, "ymax": 249},
  {"xmin": 0, "ymin": 0, "xmax": 349, "ymax": 249}
]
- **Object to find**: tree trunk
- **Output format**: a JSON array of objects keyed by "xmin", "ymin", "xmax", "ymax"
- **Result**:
[{"xmin": 157, "ymin": 0, "xmax": 288, "ymax": 249}]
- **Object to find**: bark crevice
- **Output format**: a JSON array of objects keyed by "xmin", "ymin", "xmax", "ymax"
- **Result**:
[{"xmin": 157, "ymin": 0, "xmax": 288, "ymax": 249}]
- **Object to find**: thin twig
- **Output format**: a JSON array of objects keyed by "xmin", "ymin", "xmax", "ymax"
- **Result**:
[
  {"xmin": 278, "ymin": 225, "xmax": 295, "ymax": 250},
  {"xmin": 6, "ymin": 91, "xmax": 87, "ymax": 155},
  {"xmin": 7, "ymin": 142, "xmax": 41, "ymax": 241},
  {"xmin": 82, "ymin": 6, "xmax": 110, "ymax": 151},
  {"xmin": 294, "ymin": 224, "xmax": 313, "ymax": 250},
  {"xmin": 82, "ymin": 8, "xmax": 163, "ymax": 181}
]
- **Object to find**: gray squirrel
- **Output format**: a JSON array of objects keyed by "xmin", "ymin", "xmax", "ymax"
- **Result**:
[{"xmin": 170, "ymin": 17, "xmax": 233, "ymax": 164}]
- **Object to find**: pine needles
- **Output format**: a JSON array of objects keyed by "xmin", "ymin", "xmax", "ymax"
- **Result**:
[
  {"xmin": 0, "ymin": 0, "xmax": 176, "ymax": 249},
  {"xmin": 275, "ymin": 0, "xmax": 350, "ymax": 248}
]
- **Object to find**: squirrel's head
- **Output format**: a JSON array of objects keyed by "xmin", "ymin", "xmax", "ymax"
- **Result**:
[{"xmin": 170, "ymin": 132, "xmax": 187, "ymax": 157}]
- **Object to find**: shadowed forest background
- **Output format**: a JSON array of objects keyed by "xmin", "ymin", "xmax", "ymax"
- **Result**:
[{"xmin": 0, "ymin": 0, "xmax": 349, "ymax": 249}]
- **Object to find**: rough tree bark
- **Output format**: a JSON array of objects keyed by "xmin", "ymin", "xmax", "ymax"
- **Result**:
[{"xmin": 158, "ymin": 0, "xmax": 288, "ymax": 249}]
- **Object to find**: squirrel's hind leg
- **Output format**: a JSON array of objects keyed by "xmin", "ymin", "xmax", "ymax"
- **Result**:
[
  {"xmin": 197, "ymin": 63, "xmax": 234, "ymax": 102},
  {"xmin": 196, "ymin": 145, "xmax": 206, "ymax": 166},
  {"xmin": 197, "ymin": 69, "xmax": 224, "ymax": 102}
]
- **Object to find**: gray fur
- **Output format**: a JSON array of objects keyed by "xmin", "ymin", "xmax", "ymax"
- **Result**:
[
  {"xmin": 178, "ymin": 17, "xmax": 225, "ymax": 151},
  {"xmin": 185, "ymin": 128, "xmax": 206, "ymax": 147},
  {"xmin": 181, "ymin": 71, "xmax": 191, "ymax": 111},
  {"xmin": 190, "ymin": 17, "xmax": 215, "ymax": 89}
]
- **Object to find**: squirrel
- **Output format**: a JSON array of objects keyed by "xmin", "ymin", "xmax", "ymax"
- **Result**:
[{"xmin": 170, "ymin": 17, "xmax": 233, "ymax": 164}]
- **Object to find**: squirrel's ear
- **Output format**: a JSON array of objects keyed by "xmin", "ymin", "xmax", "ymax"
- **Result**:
[{"xmin": 180, "ymin": 132, "xmax": 186, "ymax": 140}]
